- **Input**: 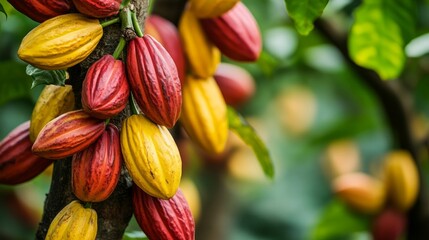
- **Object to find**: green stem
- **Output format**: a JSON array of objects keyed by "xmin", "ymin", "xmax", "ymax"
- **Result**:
[
  {"xmin": 120, "ymin": 0, "xmax": 131, "ymax": 9},
  {"xmin": 132, "ymin": 11, "xmax": 144, "ymax": 37},
  {"xmin": 84, "ymin": 202, "xmax": 92, "ymax": 209},
  {"xmin": 120, "ymin": 6, "xmax": 134, "ymax": 30},
  {"xmin": 100, "ymin": 17, "xmax": 120, "ymax": 28},
  {"xmin": 112, "ymin": 38, "xmax": 126, "ymax": 59},
  {"xmin": 129, "ymin": 95, "xmax": 140, "ymax": 115},
  {"xmin": 105, "ymin": 118, "xmax": 111, "ymax": 125}
]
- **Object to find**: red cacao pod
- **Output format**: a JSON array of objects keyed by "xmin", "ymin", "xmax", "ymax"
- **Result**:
[
  {"xmin": 200, "ymin": 2, "xmax": 262, "ymax": 61},
  {"xmin": 0, "ymin": 121, "xmax": 53, "ymax": 185},
  {"xmin": 214, "ymin": 63, "xmax": 255, "ymax": 107},
  {"xmin": 372, "ymin": 208, "xmax": 406, "ymax": 240},
  {"xmin": 82, "ymin": 55, "xmax": 129, "ymax": 119},
  {"xmin": 7, "ymin": 0, "xmax": 73, "ymax": 23},
  {"xmin": 127, "ymin": 35, "xmax": 182, "ymax": 128},
  {"xmin": 72, "ymin": 0, "xmax": 121, "ymax": 18},
  {"xmin": 146, "ymin": 15, "xmax": 187, "ymax": 85},
  {"xmin": 133, "ymin": 185, "xmax": 195, "ymax": 240},
  {"xmin": 32, "ymin": 110, "xmax": 106, "ymax": 159},
  {"xmin": 72, "ymin": 124, "xmax": 122, "ymax": 202}
]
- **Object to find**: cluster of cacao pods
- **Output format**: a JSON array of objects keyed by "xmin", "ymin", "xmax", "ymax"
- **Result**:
[
  {"xmin": 326, "ymin": 148, "xmax": 419, "ymax": 239},
  {"xmin": 176, "ymin": 0, "xmax": 261, "ymax": 155},
  {"xmin": 2, "ymin": 0, "xmax": 204, "ymax": 238}
]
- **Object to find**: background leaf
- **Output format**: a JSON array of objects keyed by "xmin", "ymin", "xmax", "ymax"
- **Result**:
[
  {"xmin": 311, "ymin": 199, "xmax": 370, "ymax": 240},
  {"xmin": 0, "ymin": 61, "xmax": 31, "ymax": 105},
  {"xmin": 122, "ymin": 231, "xmax": 148, "ymax": 240},
  {"xmin": 284, "ymin": 0, "xmax": 329, "ymax": 35},
  {"xmin": 26, "ymin": 65, "xmax": 67, "ymax": 88},
  {"xmin": 348, "ymin": 0, "xmax": 415, "ymax": 80},
  {"xmin": 0, "ymin": 3, "xmax": 6, "ymax": 18},
  {"xmin": 227, "ymin": 106, "xmax": 274, "ymax": 179}
]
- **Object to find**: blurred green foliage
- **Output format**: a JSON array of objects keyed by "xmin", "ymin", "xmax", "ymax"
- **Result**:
[{"xmin": 2, "ymin": 0, "xmax": 429, "ymax": 239}]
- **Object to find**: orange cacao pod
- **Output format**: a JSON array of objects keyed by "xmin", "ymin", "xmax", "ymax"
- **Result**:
[
  {"xmin": 72, "ymin": 124, "xmax": 122, "ymax": 202},
  {"xmin": 7, "ymin": 0, "xmax": 73, "ymax": 23},
  {"xmin": 72, "ymin": 0, "xmax": 121, "ymax": 18},
  {"xmin": 200, "ymin": 2, "xmax": 262, "ymax": 61},
  {"xmin": 214, "ymin": 63, "xmax": 255, "ymax": 107},
  {"xmin": 0, "ymin": 121, "xmax": 53, "ymax": 185},
  {"xmin": 82, "ymin": 55, "xmax": 129, "ymax": 119},
  {"xmin": 127, "ymin": 35, "xmax": 182, "ymax": 128},
  {"xmin": 146, "ymin": 15, "xmax": 187, "ymax": 85},
  {"xmin": 133, "ymin": 185, "xmax": 195, "ymax": 240},
  {"xmin": 32, "ymin": 110, "xmax": 106, "ymax": 159}
]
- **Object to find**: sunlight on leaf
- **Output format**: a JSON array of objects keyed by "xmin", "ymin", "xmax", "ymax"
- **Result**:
[
  {"xmin": 227, "ymin": 107, "xmax": 274, "ymax": 179},
  {"xmin": 26, "ymin": 65, "xmax": 67, "ymax": 88},
  {"xmin": 284, "ymin": 0, "xmax": 329, "ymax": 35},
  {"xmin": 348, "ymin": 0, "xmax": 416, "ymax": 80}
]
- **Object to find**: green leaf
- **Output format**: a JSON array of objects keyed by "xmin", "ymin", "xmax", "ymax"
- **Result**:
[
  {"xmin": 284, "ymin": 0, "xmax": 329, "ymax": 35},
  {"xmin": 311, "ymin": 199, "xmax": 370, "ymax": 240},
  {"xmin": 227, "ymin": 107, "xmax": 274, "ymax": 179},
  {"xmin": 122, "ymin": 231, "xmax": 148, "ymax": 240},
  {"xmin": 0, "ymin": 61, "xmax": 32, "ymax": 106},
  {"xmin": 348, "ymin": 0, "xmax": 416, "ymax": 80},
  {"xmin": 0, "ymin": 3, "xmax": 6, "ymax": 19},
  {"xmin": 26, "ymin": 65, "xmax": 67, "ymax": 88}
]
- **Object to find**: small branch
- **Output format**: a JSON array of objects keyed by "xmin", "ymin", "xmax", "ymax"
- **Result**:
[{"xmin": 314, "ymin": 18, "xmax": 429, "ymax": 239}]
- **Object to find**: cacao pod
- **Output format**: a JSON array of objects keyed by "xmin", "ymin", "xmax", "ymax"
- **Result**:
[
  {"xmin": 18, "ymin": 13, "xmax": 103, "ymax": 70},
  {"xmin": 180, "ymin": 75, "xmax": 228, "ymax": 154},
  {"xmin": 179, "ymin": 8, "xmax": 220, "ymax": 78},
  {"xmin": 30, "ymin": 84, "xmax": 75, "ymax": 142},
  {"xmin": 133, "ymin": 186, "xmax": 195, "ymax": 240},
  {"xmin": 45, "ymin": 200, "xmax": 97, "ymax": 240},
  {"xmin": 7, "ymin": 0, "xmax": 73, "ymax": 23},
  {"xmin": 323, "ymin": 139, "xmax": 360, "ymax": 179},
  {"xmin": 180, "ymin": 178, "xmax": 201, "ymax": 222},
  {"xmin": 333, "ymin": 172, "xmax": 385, "ymax": 214},
  {"xmin": 0, "ymin": 121, "xmax": 53, "ymax": 185},
  {"xmin": 372, "ymin": 208, "xmax": 406, "ymax": 240},
  {"xmin": 72, "ymin": 124, "xmax": 122, "ymax": 202},
  {"xmin": 200, "ymin": 2, "xmax": 262, "ymax": 61},
  {"xmin": 72, "ymin": 0, "xmax": 121, "ymax": 18},
  {"xmin": 121, "ymin": 114, "xmax": 182, "ymax": 199},
  {"xmin": 214, "ymin": 63, "xmax": 255, "ymax": 107},
  {"xmin": 189, "ymin": 0, "xmax": 239, "ymax": 18},
  {"xmin": 127, "ymin": 35, "xmax": 182, "ymax": 128},
  {"xmin": 383, "ymin": 150, "xmax": 419, "ymax": 212},
  {"xmin": 146, "ymin": 15, "xmax": 187, "ymax": 84},
  {"xmin": 82, "ymin": 55, "xmax": 129, "ymax": 119},
  {"xmin": 32, "ymin": 110, "xmax": 106, "ymax": 159}
]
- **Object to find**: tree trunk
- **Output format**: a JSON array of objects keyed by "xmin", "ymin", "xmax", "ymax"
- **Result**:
[{"xmin": 35, "ymin": 1, "xmax": 149, "ymax": 239}]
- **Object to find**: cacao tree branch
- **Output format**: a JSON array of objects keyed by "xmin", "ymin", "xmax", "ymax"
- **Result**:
[
  {"xmin": 35, "ymin": 1, "xmax": 149, "ymax": 239},
  {"xmin": 314, "ymin": 18, "xmax": 429, "ymax": 239}
]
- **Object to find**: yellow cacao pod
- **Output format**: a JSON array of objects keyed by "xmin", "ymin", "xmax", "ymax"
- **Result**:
[
  {"xmin": 333, "ymin": 172, "xmax": 385, "ymax": 214},
  {"xmin": 179, "ymin": 8, "xmax": 220, "ymax": 78},
  {"xmin": 180, "ymin": 178, "xmax": 201, "ymax": 222},
  {"xmin": 30, "ymin": 84, "xmax": 75, "ymax": 142},
  {"xmin": 45, "ymin": 200, "xmax": 97, "ymax": 240},
  {"xmin": 121, "ymin": 114, "xmax": 182, "ymax": 199},
  {"xmin": 189, "ymin": 0, "xmax": 240, "ymax": 18},
  {"xmin": 18, "ymin": 13, "xmax": 103, "ymax": 70},
  {"xmin": 180, "ymin": 75, "xmax": 228, "ymax": 154},
  {"xmin": 383, "ymin": 150, "xmax": 419, "ymax": 212}
]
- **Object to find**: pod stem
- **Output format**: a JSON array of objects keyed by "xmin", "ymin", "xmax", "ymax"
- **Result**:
[
  {"xmin": 120, "ymin": 5, "xmax": 138, "ymax": 40},
  {"xmin": 131, "ymin": 11, "xmax": 144, "ymax": 37},
  {"xmin": 112, "ymin": 37, "xmax": 126, "ymax": 59},
  {"xmin": 84, "ymin": 202, "xmax": 92, "ymax": 209},
  {"xmin": 100, "ymin": 17, "xmax": 120, "ymax": 28},
  {"xmin": 129, "ymin": 95, "xmax": 140, "ymax": 115}
]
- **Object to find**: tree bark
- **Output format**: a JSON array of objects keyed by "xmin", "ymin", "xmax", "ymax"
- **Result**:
[{"xmin": 35, "ymin": 1, "xmax": 149, "ymax": 239}]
